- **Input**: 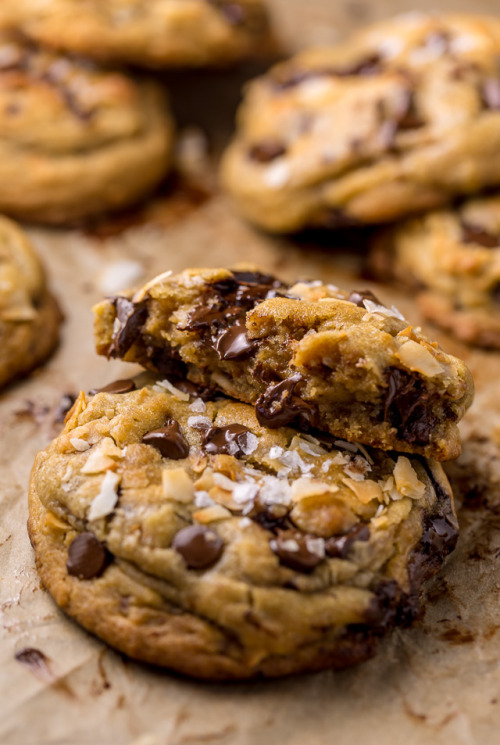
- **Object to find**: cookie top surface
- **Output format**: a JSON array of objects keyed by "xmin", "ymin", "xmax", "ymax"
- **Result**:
[
  {"xmin": 94, "ymin": 266, "xmax": 474, "ymax": 460},
  {"xmin": 221, "ymin": 13, "xmax": 500, "ymax": 232},
  {"xmin": 373, "ymin": 194, "xmax": 500, "ymax": 348},
  {"xmin": 30, "ymin": 380, "xmax": 458, "ymax": 678},
  {"xmin": 0, "ymin": 32, "xmax": 173, "ymax": 223},
  {"xmin": 0, "ymin": 1, "xmax": 272, "ymax": 68}
]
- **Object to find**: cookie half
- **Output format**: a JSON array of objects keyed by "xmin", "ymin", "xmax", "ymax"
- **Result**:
[
  {"xmin": 0, "ymin": 215, "xmax": 60, "ymax": 387},
  {"xmin": 0, "ymin": 1, "xmax": 272, "ymax": 69},
  {"xmin": 221, "ymin": 13, "xmax": 500, "ymax": 232},
  {"xmin": 93, "ymin": 266, "xmax": 474, "ymax": 460},
  {"xmin": 29, "ymin": 380, "xmax": 458, "ymax": 680},
  {"xmin": 0, "ymin": 32, "xmax": 174, "ymax": 224},
  {"xmin": 371, "ymin": 194, "xmax": 500, "ymax": 349}
]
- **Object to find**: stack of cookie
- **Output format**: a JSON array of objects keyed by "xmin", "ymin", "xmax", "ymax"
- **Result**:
[
  {"xmin": 0, "ymin": 0, "xmax": 273, "ymax": 224},
  {"xmin": 221, "ymin": 12, "xmax": 500, "ymax": 349},
  {"xmin": 29, "ymin": 266, "xmax": 474, "ymax": 679}
]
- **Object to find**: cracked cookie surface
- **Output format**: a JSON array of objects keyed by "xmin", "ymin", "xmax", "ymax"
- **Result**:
[
  {"xmin": 0, "ymin": 215, "xmax": 60, "ymax": 387},
  {"xmin": 0, "ymin": 32, "xmax": 173, "ymax": 224},
  {"xmin": 221, "ymin": 13, "xmax": 500, "ymax": 232},
  {"xmin": 0, "ymin": 1, "xmax": 272, "ymax": 69},
  {"xmin": 371, "ymin": 194, "xmax": 500, "ymax": 349},
  {"xmin": 29, "ymin": 379, "xmax": 458, "ymax": 680},
  {"xmin": 93, "ymin": 266, "xmax": 474, "ymax": 460}
]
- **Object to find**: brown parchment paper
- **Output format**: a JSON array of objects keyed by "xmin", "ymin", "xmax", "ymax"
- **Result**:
[{"xmin": 2, "ymin": 1, "xmax": 500, "ymax": 743}]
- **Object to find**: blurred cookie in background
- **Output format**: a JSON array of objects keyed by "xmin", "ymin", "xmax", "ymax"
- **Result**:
[
  {"xmin": 0, "ymin": 1, "xmax": 274, "ymax": 69},
  {"xmin": 370, "ymin": 194, "xmax": 500, "ymax": 349},
  {"xmin": 222, "ymin": 13, "xmax": 500, "ymax": 232},
  {"xmin": 0, "ymin": 32, "xmax": 174, "ymax": 224}
]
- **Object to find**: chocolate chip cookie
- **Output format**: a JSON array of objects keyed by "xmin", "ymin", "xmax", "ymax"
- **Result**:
[
  {"xmin": 221, "ymin": 13, "xmax": 500, "ymax": 232},
  {"xmin": 0, "ymin": 32, "xmax": 173, "ymax": 224},
  {"xmin": 93, "ymin": 267, "xmax": 474, "ymax": 460},
  {"xmin": 0, "ymin": 1, "xmax": 271, "ymax": 69},
  {"xmin": 371, "ymin": 194, "xmax": 500, "ymax": 349},
  {"xmin": 29, "ymin": 379, "xmax": 458, "ymax": 679},
  {"xmin": 0, "ymin": 215, "xmax": 60, "ymax": 387}
]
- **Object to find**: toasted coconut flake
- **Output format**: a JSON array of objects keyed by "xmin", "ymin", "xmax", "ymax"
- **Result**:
[{"xmin": 88, "ymin": 470, "xmax": 120, "ymax": 520}]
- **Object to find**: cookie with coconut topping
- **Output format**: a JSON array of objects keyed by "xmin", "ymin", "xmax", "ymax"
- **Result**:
[
  {"xmin": 0, "ymin": 215, "xmax": 60, "ymax": 388},
  {"xmin": 221, "ymin": 13, "xmax": 500, "ymax": 232},
  {"xmin": 370, "ymin": 193, "xmax": 500, "ymax": 349},
  {"xmin": 0, "ymin": 31, "xmax": 173, "ymax": 224},
  {"xmin": 93, "ymin": 266, "xmax": 474, "ymax": 460},
  {"xmin": 0, "ymin": 1, "xmax": 272, "ymax": 69},
  {"xmin": 29, "ymin": 377, "xmax": 458, "ymax": 680}
]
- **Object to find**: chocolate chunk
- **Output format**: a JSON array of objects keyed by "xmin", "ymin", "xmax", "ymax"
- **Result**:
[
  {"xmin": 277, "ymin": 54, "xmax": 381, "ymax": 89},
  {"xmin": 270, "ymin": 530, "xmax": 324, "ymax": 572},
  {"xmin": 90, "ymin": 379, "xmax": 136, "ymax": 395},
  {"xmin": 109, "ymin": 298, "xmax": 148, "ymax": 358},
  {"xmin": 492, "ymin": 282, "xmax": 500, "ymax": 304},
  {"xmin": 203, "ymin": 423, "xmax": 253, "ymax": 457},
  {"xmin": 54, "ymin": 392, "xmax": 77, "ymax": 423},
  {"xmin": 215, "ymin": 322, "xmax": 255, "ymax": 360},
  {"xmin": 422, "ymin": 513, "xmax": 458, "ymax": 557},
  {"xmin": 142, "ymin": 419, "xmax": 189, "ymax": 459},
  {"xmin": 248, "ymin": 140, "xmax": 287, "ymax": 163},
  {"xmin": 255, "ymin": 373, "xmax": 319, "ymax": 430},
  {"xmin": 172, "ymin": 525, "xmax": 224, "ymax": 569},
  {"xmin": 383, "ymin": 367, "xmax": 441, "ymax": 447},
  {"xmin": 251, "ymin": 503, "xmax": 290, "ymax": 532},
  {"xmin": 325, "ymin": 523, "xmax": 370, "ymax": 559},
  {"xmin": 348, "ymin": 289, "xmax": 382, "ymax": 307},
  {"xmin": 481, "ymin": 78, "xmax": 500, "ymax": 111},
  {"xmin": 66, "ymin": 532, "xmax": 108, "ymax": 580},
  {"xmin": 461, "ymin": 221, "xmax": 500, "ymax": 248}
]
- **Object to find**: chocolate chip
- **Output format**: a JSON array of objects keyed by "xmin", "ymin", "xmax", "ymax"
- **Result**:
[
  {"xmin": 421, "ymin": 514, "xmax": 458, "ymax": 557},
  {"xmin": 461, "ymin": 221, "xmax": 500, "ymax": 248},
  {"xmin": 203, "ymin": 423, "xmax": 252, "ymax": 457},
  {"xmin": 325, "ymin": 523, "xmax": 370, "ymax": 559},
  {"xmin": 251, "ymin": 503, "xmax": 290, "ymax": 532},
  {"xmin": 270, "ymin": 530, "xmax": 324, "ymax": 572},
  {"xmin": 255, "ymin": 373, "xmax": 319, "ymax": 430},
  {"xmin": 54, "ymin": 392, "xmax": 77, "ymax": 423},
  {"xmin": 277, "ymin": 54, "xmax": 381, "ymax": 89},
  {"xmin": 215, "ymin": 322, "xmax": 255, "ymax": 360},
  {"xmin": 66, "ymin": 532, "xmax": 108, "ymax": 580},
  {"xmin": 348, "ymin": 289, "xmax": 382, "ymax": 307},
  {"xmin": 248, "ymin": 140, "xmax": 287, "ymax": 163},
  {"xmin": 90, "ymin": 379, "xmax": 136, "ymax": 395},
  {"xmin": 142, "ymin": 419, "xmax": 189, "ymax": 459},
  {"xmin": 172, "ymin": 525, "xmax": 224, "ymax": 569},
  {"xmin": 109, "ymin": 298, "xmax": 148, "ymax": 358},
  {"xmin": 383, "ymin": 367, "xmax": 441, "ymax": 447},
  {"xmin": 481, "ymin": 78, "xmax": 500, "ymax": 110}
]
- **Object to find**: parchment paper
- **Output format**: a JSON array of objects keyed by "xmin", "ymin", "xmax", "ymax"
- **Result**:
[{"xmin": 2, "ymin": 2, "xmax": 500, "ymax": 743}]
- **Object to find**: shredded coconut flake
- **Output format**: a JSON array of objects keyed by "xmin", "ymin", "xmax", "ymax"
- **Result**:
[
  {"xmin": 194, "ymin": 491, "xmax": 215, "ymax": 508},
  {"xmin": 155, "ymin": 379, "xmax": 190, "ymax": 402},
  {"xmin": 363, "ymin": 299, "xmax": 405, "ymax": 320},
  {"xmin": 88, "ymin": 470, "xmax": 120, "ymax": 520},
  {"xmin": 189, "ymin": 398, "xmax": 206, "ymax": 413},
  {"xmin": 232, "ymin": 482, "xmax": 259, "ymax": 505},
  {"xmin": 268, "ymin": 446, "xmax": 284, "ymax": 459},
  {"xmin": 213, "ymin": 472, "xmax": 236, "ymax": 492},
  {"xmin": 70, "ymin": 437, "xmax": 90, "ymax": 452},
  {"xmin": 334, "ymin": 439, "xmax": 358, "ymax": 453},
  {"xmin": 188, "ymin": 415, "xmax": 212, "ymax": 429}
]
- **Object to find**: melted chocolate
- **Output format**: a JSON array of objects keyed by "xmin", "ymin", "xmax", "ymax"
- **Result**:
[
  {"xmin": 461, "ymin": 221, "xmax": 500, "ymax": 248},
  {"xmin": 90, "ymin": 379, "xmax": 136, "ymax": 395},
  {"xmin": 215, "ymin": 322, "xmax": 255, "ymax": 360},
  {"xmin": 325, "ymin": 523, "xmax": 370, "ymax": 559},
  {"xmin": 108, "ymin": 298, "xmax": 148, "ymax": 358},
  {"xmin": 255, "ymin": 373, "xmax": 319, "ymax": 430},
  {"xmin": 66, "ymin": 533, "xmax": 108, "ymax": 580},
  {"xmin": 142, "ymin": 419, "xmax": 189, "ymax": 460},
  {"xmin": 383, "ymin": 367, "xmax": 443, "ymax": 447},
  {"xmin": 270, "ymin": 530, "xmax": 324, "ymax": 572},
  {"xmin": 172, "ymin": 525, "xmax": 224, "ymax": 569},
  {"xmin": 248, "ymin": 140, "xmax": 287, "ymax": 163},
  {"xmin": 203, "ymin": 423, "xmax": 252, "ymax": 457}
]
